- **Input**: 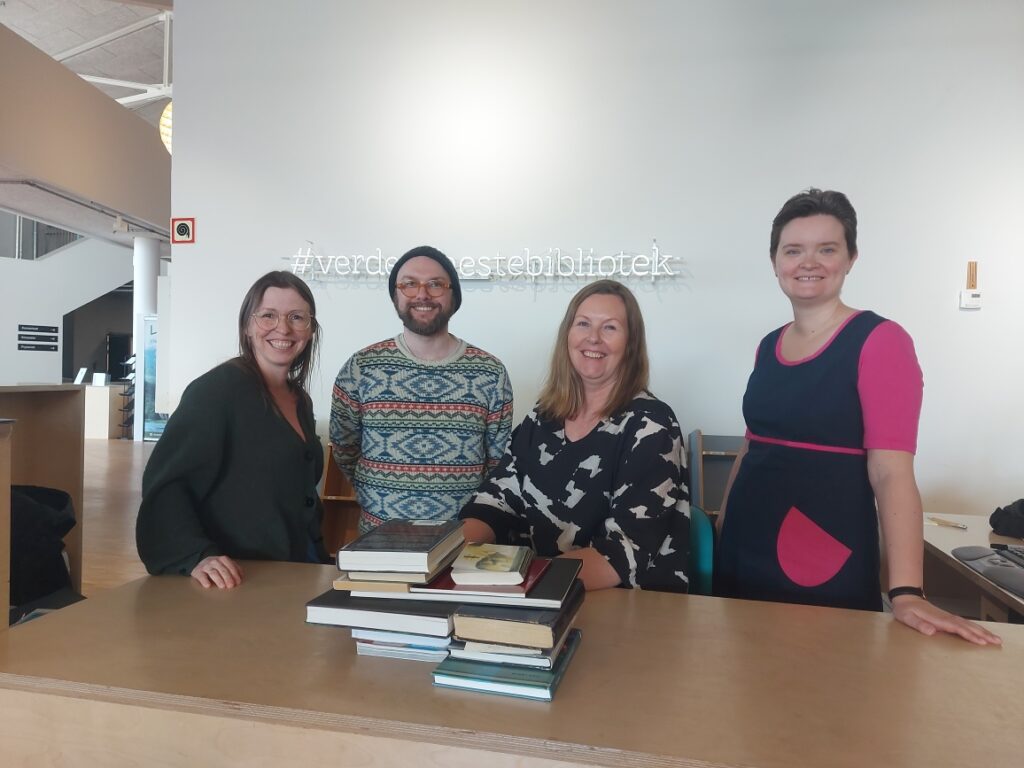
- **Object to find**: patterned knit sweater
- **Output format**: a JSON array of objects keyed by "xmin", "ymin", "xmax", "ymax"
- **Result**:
[{"xmin": 330, "ymin": 335, "xmax": 513, "ymax": 532}]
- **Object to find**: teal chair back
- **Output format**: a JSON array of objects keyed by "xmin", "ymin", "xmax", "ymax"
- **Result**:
[{"xmin": 689, "ymin": 506, "xmax": 714, "ymax": 596}]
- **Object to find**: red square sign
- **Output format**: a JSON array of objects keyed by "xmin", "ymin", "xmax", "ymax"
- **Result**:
[{"xmin": 171, "ymin": 217, "xmax": 196, "ymax": 244}]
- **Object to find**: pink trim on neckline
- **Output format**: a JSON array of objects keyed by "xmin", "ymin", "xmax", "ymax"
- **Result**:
[
  {"xmin": 775, "ymin": 310, "xmax": 863, "ymax": 366},
  {"xmin": 747, "ymin": 430, "xmax": 866, "ymax": 456}
]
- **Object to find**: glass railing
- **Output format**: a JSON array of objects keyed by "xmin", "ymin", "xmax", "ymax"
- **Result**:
[{"xmin": 0, "ymin": 209, "xmax": 82, "ymax": 260}]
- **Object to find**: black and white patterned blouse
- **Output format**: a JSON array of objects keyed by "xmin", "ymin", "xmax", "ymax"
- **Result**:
[{"xmin": 459, "ymin": 392, "xmax": 691, "ymax": 592}]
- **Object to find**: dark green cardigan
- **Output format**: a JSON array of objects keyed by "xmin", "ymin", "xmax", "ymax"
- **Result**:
[{"xmin": 136, "ymin": 361, "xmax": 327, "ymax": 576}]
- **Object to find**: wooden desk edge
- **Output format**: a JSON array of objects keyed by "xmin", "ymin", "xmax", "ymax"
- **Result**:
[{"xmin": 0, "ymin": 672, "xmax": 695, "ymax": 768}]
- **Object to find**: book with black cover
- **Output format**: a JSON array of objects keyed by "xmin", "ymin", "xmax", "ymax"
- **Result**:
[
  {"xmin": 336, "ymin": 519, "xmax": 463, "ymax": 572},
  {"xmin": 432, "ymin": 628, "xmax": 582, "ymax": 701},
  {"xmin": 351, "ymin": 557, "xmax": 580, "ymax": 609},
  {"xmin": 453, "ymin": 578, "xmax": 585, "ymax": 649},
  {"xmin": 305, "ymin": 589, "xmax": 457, "ymax": 636}
]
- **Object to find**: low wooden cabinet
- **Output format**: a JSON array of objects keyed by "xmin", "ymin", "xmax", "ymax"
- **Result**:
[
  {"xmin": 320, "ymin": 443, "xmax": 361, "ymax": 556},
  {"xmin": 0, "ymin": 386, "xmax": 84, "ymax": 593}
]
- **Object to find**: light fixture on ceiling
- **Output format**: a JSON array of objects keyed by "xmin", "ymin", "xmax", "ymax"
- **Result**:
[{"xmin": 159, "ymin": 101, "xmax": 173, "ymax": 154}]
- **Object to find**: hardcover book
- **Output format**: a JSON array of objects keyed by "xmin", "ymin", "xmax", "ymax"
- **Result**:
[
  {"xmin": 336, "ymin": 519, "xmax": 464, "ymax": 572},
  {"xmin": 350, "ymin": 557, "xmax": 579, "ymax": 609},
  {"xmin": 341, "ymin": 546, "xmax": 462, "ymax": 585},
  {"xmin": 305, "ymin": 589, "xmax": 458, "ymax": 637},
  {"xmin": 355, "ymin": 640, "xmax": 449, "ymax": 663},
  {"xmin": 432, "ymin": 629, "xmax": 582, "ymax": 701},
  {"xmin": 452, "ymin": 577, "xmax": 584, "ymax": 649},
  {"xmin": 450, "ymin": 543, "xmax": 533, "ymax": 585},
  {"xmin": 351, "ymin": 628, "xmax": 451, "ymax": 648},
  {"xmin": 448, "ymin": 619, "xmax": 575, "ymax": 669}
]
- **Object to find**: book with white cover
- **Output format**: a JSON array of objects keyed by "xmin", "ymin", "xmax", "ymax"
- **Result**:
[{"xmin": 450, "ymin": 543, "xmax": 533, "ymax": 585}]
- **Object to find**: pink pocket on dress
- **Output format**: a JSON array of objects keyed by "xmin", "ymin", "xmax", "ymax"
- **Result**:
[{"xmin": 776, "ymin": 506, "xmax": 851, "ymax": 587}]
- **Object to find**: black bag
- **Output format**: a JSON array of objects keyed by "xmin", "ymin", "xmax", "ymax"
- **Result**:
[
  {"xmin": 10, "ymin": 485, "xmax": 75, "ymax": 607},
  {"xmin": 990, "ymin": 499, "xmax": 1024, "ymax": 539}
]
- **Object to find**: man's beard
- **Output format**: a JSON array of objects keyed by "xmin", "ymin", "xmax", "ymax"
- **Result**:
[{"xmin": 396, "ymin": 301, "xmax": 453, "ymax": 337}]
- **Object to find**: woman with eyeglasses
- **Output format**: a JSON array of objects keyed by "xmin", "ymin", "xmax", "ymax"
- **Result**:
[{"xmin": 137, "ymin": 271, "xmax": 328, "ymax": 588}]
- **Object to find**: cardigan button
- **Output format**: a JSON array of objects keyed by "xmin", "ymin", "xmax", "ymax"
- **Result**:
[
  {"xmin": 305, "ymin": 497, "xmax": 315, "ymax": 507},
  {"xmin": 304, "ymin": 450, "xmax": 313, "ymax": 461}
]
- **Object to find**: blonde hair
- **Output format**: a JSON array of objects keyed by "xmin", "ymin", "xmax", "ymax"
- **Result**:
[{"xmin": 537, "ymin": 280, "xmax": 649, "ymax": 422}]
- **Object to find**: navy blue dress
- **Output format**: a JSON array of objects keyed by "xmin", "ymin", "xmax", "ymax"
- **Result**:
[{"xmin": 717, "ymin": 311, "xmax": 887, "ymax": 612}]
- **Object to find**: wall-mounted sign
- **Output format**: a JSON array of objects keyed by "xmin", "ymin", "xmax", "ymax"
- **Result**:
[
  {"xmin": 19, "ymin": 344, "xmax": 58, "ymax": 352},
  {"xmin": 171, "ymin": 217, "xmax": 196, "ymax": 244},
  {"xmin": 16, "ymin": 322, "xmax": 58, "ymax": 351},
  {"xmin": 284, "ymin": 241, "xmax": 680, "ymax": 283},
  {"xmin": 18, "ymin": 333, "xmax": 57, "ymax": 342},
  {"xmin": 18, "ymin": 324, "xmax": 58, "ymax": 333}
]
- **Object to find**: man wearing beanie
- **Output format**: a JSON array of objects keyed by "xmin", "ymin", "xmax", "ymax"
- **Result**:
[{"xmin": 330, "ymin": 246, "xmax": 513, "ymax": 532}]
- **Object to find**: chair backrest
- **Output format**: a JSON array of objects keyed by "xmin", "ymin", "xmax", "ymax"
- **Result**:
[{"xmin": 689, "ymin": 505, "xmax": 714, "ymax": 596}]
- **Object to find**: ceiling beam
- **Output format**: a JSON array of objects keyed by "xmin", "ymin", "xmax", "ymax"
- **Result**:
[{"xmin": 54, "ymin": 12, "xmax": 168, "ymax": 63}]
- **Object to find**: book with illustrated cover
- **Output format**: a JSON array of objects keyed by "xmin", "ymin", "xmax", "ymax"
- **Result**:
[
  {"xmin": 450, "ymin": 543, "xmax": 533, "ymax": 585},
  {"xmin": 305, "ymin": 589, "xmax": 457, "ymax": 636},
  {"xmin": 336, "ymin": 519, "xmax": 464, "ymax": 572},
  {"xmin": 452, "ymin": 577, "xmax": 584, "ymax": 649},
  {"xmin": 350, "ymin": 557, "xmax": 577, "ymax": 609},
  {"xmin": 432, "ymin": 629, "xmax": 582, "ymax": 701}
]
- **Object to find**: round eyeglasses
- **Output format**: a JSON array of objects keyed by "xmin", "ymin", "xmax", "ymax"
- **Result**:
[
  {"xmin": 395, "ymin": 279, "xmax": 451, "ymax": 299},
  {"xmin": 251, "ymin": 310, "xmax": 313, "ymax": 332}
]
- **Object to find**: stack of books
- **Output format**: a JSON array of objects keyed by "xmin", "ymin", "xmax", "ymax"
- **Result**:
[
  {"xmin": 308, "ymin": 519, "xmax": 465, "ymax": 659},
  {"xmin": 305, "ymin": 525, "xmax": 586, "ymax": 700},
  {"xmin": 434, "ymin": 577, "xmax": 584, "ymax": 701}
]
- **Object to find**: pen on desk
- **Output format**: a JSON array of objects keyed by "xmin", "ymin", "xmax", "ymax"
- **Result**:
[{"xmin": 926, "ymin": 516, "xmax": 968, "ymax": 530}]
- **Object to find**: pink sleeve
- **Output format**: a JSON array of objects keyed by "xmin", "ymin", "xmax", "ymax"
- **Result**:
[{"xmin": 858, "ymin": 321, "xmax": 923, "ymax": 453}]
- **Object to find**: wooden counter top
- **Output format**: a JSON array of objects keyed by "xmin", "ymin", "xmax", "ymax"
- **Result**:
[{"xmin": 0, "ymin": 561, "xmax": 1021, "ymax": 767}]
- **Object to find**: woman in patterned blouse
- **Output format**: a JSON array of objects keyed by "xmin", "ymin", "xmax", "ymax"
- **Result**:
[{"xmin": 459, "ymin": 280, "xmax": 691, "ymax": 591}]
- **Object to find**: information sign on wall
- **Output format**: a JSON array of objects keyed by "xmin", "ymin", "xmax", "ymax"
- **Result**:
[{"xmin": 16, "ymin": 323, "xmax": 58, "ymax": 352}]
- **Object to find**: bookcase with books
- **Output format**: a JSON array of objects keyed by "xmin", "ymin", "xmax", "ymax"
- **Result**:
[{"xmin": 305, "ymin": 521, "xmax": 585, "ymax": 701}]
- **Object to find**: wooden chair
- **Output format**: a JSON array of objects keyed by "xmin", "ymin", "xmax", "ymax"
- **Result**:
[
  {"xmin": 320, "ymin": 444, "xmax": 362, "ymax": 557},
  {"xmin": 687, "ymin": 429, "xmax": 743, "ymax": 519}
]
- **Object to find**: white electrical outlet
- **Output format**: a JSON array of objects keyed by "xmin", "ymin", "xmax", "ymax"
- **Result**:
[{"xmin": 959, "ymin": 290, "xmax": 982, "ymax": 310}]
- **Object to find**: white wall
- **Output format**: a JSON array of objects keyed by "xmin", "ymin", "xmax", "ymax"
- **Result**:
[
  {"xmin": 171, "ymin": 0, "xmax": 1024, "ymax": 517},
  {"xmin": 0, "ymin": 238, "xmax": 134, "ymax": 384}
]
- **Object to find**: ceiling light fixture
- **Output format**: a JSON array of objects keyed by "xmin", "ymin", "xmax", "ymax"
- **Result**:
[{"xmin": 159, "ymin": 101, "xmax": 173, "ymax": 154}]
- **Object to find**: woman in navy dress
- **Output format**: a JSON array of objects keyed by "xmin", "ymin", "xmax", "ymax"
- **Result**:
[{"xmin": 717, "ymin": 189, "xmax": 998, "ymax": 644}]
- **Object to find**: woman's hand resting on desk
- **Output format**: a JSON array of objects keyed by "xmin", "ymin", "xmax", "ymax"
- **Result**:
[
  {"xmin": 191, "ymin": 555, "xmax": 244, "ymax": 589},
  {"xmin": 891, "ymin": 595, "xmax": 1001, "ymax": 645}
]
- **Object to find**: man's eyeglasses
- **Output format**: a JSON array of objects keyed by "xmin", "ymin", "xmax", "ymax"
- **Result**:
[
  {"xmin": 251, "ymin": 310, "xmax": 314, "ymax": 332},
  {"xmin": 396, "ymin": 279, "xmax": 451, "ymax": 299}
]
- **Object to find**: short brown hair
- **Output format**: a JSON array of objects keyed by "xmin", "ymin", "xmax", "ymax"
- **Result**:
[
  {"xmin": 770, "ymin": 188, "xmax": 858, "ymax": 260},
  {"xmin": 537, "ymin": 280, "xmax": 650, "ymax": 422}
]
